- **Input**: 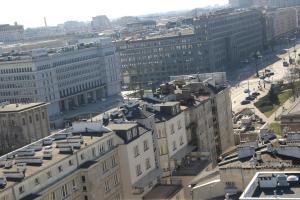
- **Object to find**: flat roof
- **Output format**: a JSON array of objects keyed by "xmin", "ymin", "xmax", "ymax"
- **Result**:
[
  {"xmin": 107, "ymin": 123, "xmax": 137, "ymax": 131},
  {"xmin": 143, "ymin": 184, "xmax": 182, "ymax": 200},
  {"xmin": 0, "ymin": 130, "xmax": 114, "ymax": 192},
  {"xmin": 0, "ymin": 103, "xmax": 47, "ymax": 113},
  {"xmin": 241, "ymin": 172, "xmax": 300, "ymax": 199},
  {"xmin": 155, "ymin": 101, "xmax": 180, "ymax": 107}
]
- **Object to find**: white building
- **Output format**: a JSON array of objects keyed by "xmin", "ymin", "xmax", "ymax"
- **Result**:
[
  {"xmin": 108, "ymin": 123, "xmax": 160, "ymax": 200},
  {"xmin": 0, "ymin": 37, "xmax": 121, "ymax": 127},
  {"xmin": 153, "ymin": 102, "xmax": 190, "ymax": 178}
]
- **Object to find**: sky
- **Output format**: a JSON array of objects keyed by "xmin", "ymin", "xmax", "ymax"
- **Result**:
[{"xmin": 2, "ymin": 0, "xmax": 228, "ymax": 28}]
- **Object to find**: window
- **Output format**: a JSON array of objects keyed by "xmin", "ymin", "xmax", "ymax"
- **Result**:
[
  {"xmin": 29, "ymin": 116, "xmax": 32, "ymax": 123},
  {"xmin": 113, "ymin": 174, "xmax": 119, "ymax": 185},
  {"xmin": 107, "ymin": 138, "xmax": 114, "ymax": 149},
  {"xmin": 47, "ymin": 171, "xmax": 52, "ymax": 178},
  {"xmin": 170, "ymin": 124, "xmax": 175, "ymax": 134},
  {"xmin": 19, "ymin": 186, "xmax": 25, "ymax": 194},
  {"xmin": 172, "ymin": 141, "xmax": 177, "ymax": 151},
  {"xmin": 69, "ymin": 160, "xmax": 73, "ymax": 166},
  {"xmin": 136, "ymin": 164, "xmax": 142, "ymax": 176},
  {"xmin": 80, "ymin": 153, "xmax": 85, "ymax": 160},
  {"xmin": 102, "ymin": 160, "xmax": 108, "ymax": 173},
  {"xmin": 145, "ymin": 158, "xmax": 151, "ymax": 170},
  {"xmin": 92, "ymin": 148, "xmax": 96, "ymax": 157},
  {"xmin": 180, "ymin": 136, "xmax": 184, "ymax": 145},
  {"xmin": 81, "ymin": 176, "xmax": 86, "ymax": 183},
  {"xmin": 104, "ymin": 180, "xmax": 110, "ymax": 192},
  {"xmin": 84, "ymin": 196, "xmax": 88, "ymax": 200},
  {"xmin": 111, "ymin": 155, "xmax": 117, "ymax": 167},
  {"xmin": 99, "ymin": 144, "xmax": 105, "ymax": 154},
  {"xmin": 42, "ymin": 112, "xmax": 45, "ymax": 119},
  {"xmin": 51, "ymin": 192, "xmax": 55, "ymax": 200},
  {"xmin": 134, "ymin": 145, "xmax": 139, "ymax": 157},
  {"xmin": 36, "ymin": 114, "xmax": 39, "ymax": 121},
  {"xmin": 83, "ymin": 186, "xmax": 87, "ymax": 192},
  {"xmin": 72, "ymin": 179, "xmax": 76, "ymax": 187},
  {"xmin": 143, "ymin": 140, "xmax": 149, "ymax": 151},
  {"xmin": 34, "ymin": 178, "xmax": 40, "ymax": 185},
  {"xmin": 58, "ymin": 166, "xmax": 63, "ymax": 173},
  {"xmin": 22, "ymin": 118, "xmax": 25, "ymax": 125},
  {"xmin": 61, "ymin": 184, "xmax": 68, "ymax": 198},
  {"xmin": 177, "ymin": 120, "xmax": 182, "ymax": 129}
]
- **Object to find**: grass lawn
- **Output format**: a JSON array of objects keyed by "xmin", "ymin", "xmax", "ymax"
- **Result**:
[
  {"xmin": 254, "ymin": 89, "xmax": 292, "ymax": 117},
  {"xmin": 269, "ymin": 122, "xmax": 283, "ymax": 137}
]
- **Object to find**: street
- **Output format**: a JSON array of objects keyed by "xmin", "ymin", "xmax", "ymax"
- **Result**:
[{"xmin": 230, "ymin": 42, "xmax": 300, "ymax": 124}]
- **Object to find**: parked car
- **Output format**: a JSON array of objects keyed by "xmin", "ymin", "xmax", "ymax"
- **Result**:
[
  {"xmin": 246, "ymin": 96, "xmax": 256, "ymax": 101},
  {"xmin": 241, "ymin": 100, "xmax": 251, "ymax": 105},
  {"xmin": 283, "ymin": 61, "xmax": 289, "ymax": 67},
  {"xmin": 244, "ymin": 89, "xmax": 250, "ymax": 93},
  {"xmin": 252, "ymin": 92, "xmax": 260, "ymax": 97}
]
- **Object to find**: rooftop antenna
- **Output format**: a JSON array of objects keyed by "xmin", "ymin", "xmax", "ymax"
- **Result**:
[{"xmin": 44, "ymin": 17, "xmax": 48, "ymax": 28}]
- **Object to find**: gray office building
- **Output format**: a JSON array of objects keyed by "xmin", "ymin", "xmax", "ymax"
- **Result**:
[
  {"xmin": 117, "ymin": 29, "xmax": 211, "ymax": 88},
  {"xmin": 194, "ymin": 9, "xmax": 264, "ymax": 68}
]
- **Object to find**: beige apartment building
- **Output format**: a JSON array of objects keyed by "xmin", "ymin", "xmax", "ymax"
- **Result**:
[
  {"xmin": 0, "ymin": 122, "xmax": 124, "ymax": 200},
  {"xmin": 0, "ymin": 102, "xmax": 49, "ymax": 155}
]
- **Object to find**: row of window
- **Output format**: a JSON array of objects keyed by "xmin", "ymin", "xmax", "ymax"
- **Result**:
[
  {"xmin": 133, "ymin": 140, "xmax": 149, "ymax": 157},
  {"xmin": 0, "ymin": 67, "xmax": 32, "ymax": 74},
  {"xmin": 136, "ymin": 158, "xmax": 152, "ymax": 177}
]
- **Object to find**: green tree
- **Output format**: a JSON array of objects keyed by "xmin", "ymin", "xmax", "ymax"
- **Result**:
[{"xmin": 268, "ymin": 86, "xmax": 279, "ymax": 105}]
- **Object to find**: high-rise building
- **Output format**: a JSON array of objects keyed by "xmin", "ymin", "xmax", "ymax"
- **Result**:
[
  {"xmin": 230, "ymin": 0, "xmax": 300, "ymax": 8},
  {"xmin": 91, "ymin": 15, "xmax": 111, "ymax": 31},
  {"xmin": 263, "ymin": 7, "xmax": 298, "ymax": 45},
  {"xmin": 0, "ymin": 102, "xmax": 49, "ymax": 155},
  {"xmin": 0, "ymin": 37, "xmax": 121, "ymax": 128},
  {"xmin": 0, "ymin": 23, "xmax": 24, "ymax": 43},
  {"xmin": 117, "ymin": 29, "xmax": 209, "ymax": 88},
  {"xmin": 194, "ymin": 9, "xmax": 264, "ymax": 68}
]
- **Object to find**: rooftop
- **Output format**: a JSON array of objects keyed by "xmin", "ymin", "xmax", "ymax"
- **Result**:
[
  {"xmin": 0, "ymin": 102, "xmax": 47, "ymax": 113},
  {"xmin": 143, "ymin": 184, "xmax": 183, "ymax": 200},
  {"xmin": 240, "ymin": 172, "xmax": 300, "ymax": 200},
  {"xmin": 107, "ymin": 123, "xmax": 137, "ymax": 131},
  {"xmin": 0, "ymin": 126, "xmax": 115, "ymax": 192}
]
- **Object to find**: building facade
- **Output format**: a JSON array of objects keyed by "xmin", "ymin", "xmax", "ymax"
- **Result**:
[
  {"xmin": 117, "ymin": 31, "xmax": 210, "ymax": 88},
  {"xmin": 0, "ymin": 102, "xmax": 49, "ymax": 155},
  {"xmin": 91, "ymin": 15, "xmax": 111, "ymax": 31},
  {"xmin": 0, "ymin": 37, "xmax": 121, "ymax": 127},
  {"xmin": 263, "ymin": 7, "xmax": 298, "ymax": 45},
  {"xmin": 194, "ymin": 9, "xmax": 264, "ymax": 67},
  {"xmin": 0, "ymin": 24, "xmax": 24, "ymax": 43}
]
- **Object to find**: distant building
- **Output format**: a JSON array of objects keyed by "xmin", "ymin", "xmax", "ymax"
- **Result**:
[
  {"xmin": 240, "ymin": 171, "xmax": 300, "ymax": 200},
  {"xmin": 263, "ymin": 7, "xmax": 298, "ymax": 46},
  {"xmin": 0, "ymin": 38, "xmax": 121, "ymax": 128},
  {"xmin": 91, "ymin": 15, "xmax": 111, "ymax": 31},
  {"xmin": 126, "ymin": 20, "xmax": 156, "ymax": 32},
  {"xmin": 117, "ymin": 29, "xmax": 210, "ymax": 88},
  {"xmin": 0, "ymin": 102, "xmax": 49, "ymax": 155},
  {"xmin": 194, "ymin": 9, "xmax": 264, "ymax": 67},
  {"xmin": 230, "ymin": 0, "xmax": 300, "ymax": 8},
  {"xmin": 0, "ymin": 23, "xmax": 24, "ymax": 43}
]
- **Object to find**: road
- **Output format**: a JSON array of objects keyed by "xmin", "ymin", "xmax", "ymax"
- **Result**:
[{"xmin": 230, "ymin": 43, "xmax": 300, "ymax": 123}]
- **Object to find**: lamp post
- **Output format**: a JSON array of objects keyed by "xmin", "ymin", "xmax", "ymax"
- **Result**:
[{"xmin": 252, "ymin": 51, "xmax": 262, "ymax": 77}]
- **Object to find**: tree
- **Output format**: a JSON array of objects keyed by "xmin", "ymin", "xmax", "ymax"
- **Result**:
[{"xmin": 268, "ymin": 86, "xmax": 279, "ymax": 105}]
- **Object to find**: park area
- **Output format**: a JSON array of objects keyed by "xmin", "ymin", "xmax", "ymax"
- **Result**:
[{"xmin": 254, "ymin": 88, "xmax": 292, "ymax": 117}]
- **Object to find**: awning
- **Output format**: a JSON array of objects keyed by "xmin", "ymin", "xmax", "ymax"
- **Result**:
[
  {"xmin": 133, "ymin": 168, "xmax": 162, "ymax": 188},
  {"xmin": 170, "ymin": 145, "xmax": 196, "ymax": 161}
]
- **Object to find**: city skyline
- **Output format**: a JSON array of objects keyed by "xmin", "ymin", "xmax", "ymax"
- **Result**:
[{"xmin": 1, "ymin": 0, "xmax": 227, "ymax": 28}]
